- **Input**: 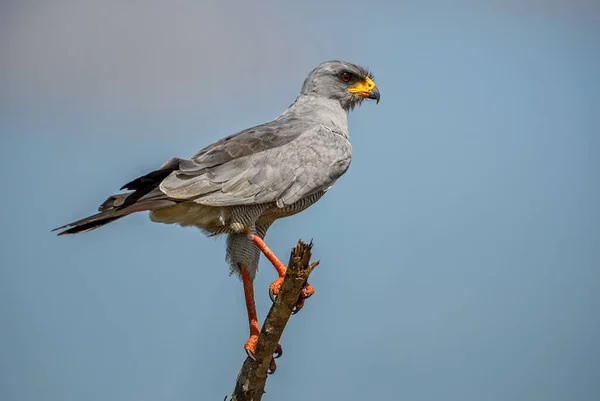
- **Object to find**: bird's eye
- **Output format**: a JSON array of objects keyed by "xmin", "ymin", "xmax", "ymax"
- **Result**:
[{"xmin": 340, "ymin": 72, "xmax": 351, "ymax": 82}]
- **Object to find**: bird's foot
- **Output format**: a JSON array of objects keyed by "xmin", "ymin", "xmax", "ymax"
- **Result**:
[
  {"xmin": 268, "ymin": 344, "xmax": 283, "ymax": 374},
  {"xmin": 244, "ymin": 335, "xmax": 282, "ymax": 374},
  {"xmin": 293, "ymin": 283, "xmax": 314, "ymax": 314},
  {"xmin": 268, "ymin": 277, "xmax": 285, "ymax": 301},
  {"xmin": 244, "ymin": 334, "xmax": 259, "ymax": 359},
  {"xmin": 269, "ymin": 278, "xmax": 314, "ymax": 314}
]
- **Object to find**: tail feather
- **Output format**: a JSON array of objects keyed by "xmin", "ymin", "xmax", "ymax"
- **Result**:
[
  {"xmin": 53, "ymin": 215, "xmax": 125, "ymax": 236},
  {"xmin": 53, "ymin": 196, "xmax": 176, "ymax": 236},
  {"xmin": 53, "ymin": 161, "xmax": 182, "ymax": 236}
]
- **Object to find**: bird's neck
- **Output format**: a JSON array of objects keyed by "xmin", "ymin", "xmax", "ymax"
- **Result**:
[{"xmin": 276, "ymin": 95, "xmax": 349, "ymax": 134}]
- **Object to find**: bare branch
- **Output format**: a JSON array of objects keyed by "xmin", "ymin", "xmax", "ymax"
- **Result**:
[{"xmin": 229, "ymin": 240, "xmax": 316, "ymax": 401}]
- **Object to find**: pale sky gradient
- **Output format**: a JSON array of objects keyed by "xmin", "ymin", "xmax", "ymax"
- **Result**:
[{"xmin": 1, "ymin": 1, "xmax": 599, "ymax": 401}]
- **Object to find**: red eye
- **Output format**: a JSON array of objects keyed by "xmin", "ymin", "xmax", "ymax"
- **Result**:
[{"xmin": 341, "ymin": 72, "xmax": 351, "ymax": 82}]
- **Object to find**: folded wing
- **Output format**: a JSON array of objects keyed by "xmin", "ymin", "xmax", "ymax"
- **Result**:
[{"xmin": 160, "ymin": 122, "xmax": 352, "ymax": 207}]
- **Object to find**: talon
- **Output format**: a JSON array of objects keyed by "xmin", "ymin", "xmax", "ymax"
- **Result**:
[
  {"xmin": 292, "ymin": 298, "xmax": 305, "ymax": 315},
  {"xmin": 245, "ymin": 348, "xmax": 256, "ymax": 361},
  {"xmin": 269, "ymin": 277, "xmax": 284, "ymax": 302},
  {"xmin": 291, "ymin": 282, "xmax": 314, "ymax": 315},
  {"xmin": 273, "ymin": 344, "xmax": 283, "ymax": 359},
  {"xmin": 267, "ymin": 344, "xmax": 282, "ymax": 374},
  {"xmin": 244, "ymin": 334, "xmax": 258, "ymax": 361},
  {"xmin": 301, "ymin": 283, "xmax": 315, "ymax": 299}
]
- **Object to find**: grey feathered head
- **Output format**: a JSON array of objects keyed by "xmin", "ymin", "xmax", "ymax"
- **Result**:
[{"xmin": 299, "ymin": 60, "xmax": 380, "ymax": 111}]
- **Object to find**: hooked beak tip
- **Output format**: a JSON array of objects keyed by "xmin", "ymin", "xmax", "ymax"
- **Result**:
[{"xmin": 368, "ymin": 87, "xmax": 380, "ymax": 104}]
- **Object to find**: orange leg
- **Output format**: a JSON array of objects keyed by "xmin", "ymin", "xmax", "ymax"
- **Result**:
[
  {"xmin": 240, "ymin": 264, "xmax": 259, "ymax": 357},
  {"xmin": 245, "ymin": 230, "xmax": 315, "ymax": 311},
  {"xmin": 248, "ymin": 233, "xmax": 287, "ymax": 294},
  {"xmin": 240, "ymin": 263, "xmax": 283, "ymax": 373}
]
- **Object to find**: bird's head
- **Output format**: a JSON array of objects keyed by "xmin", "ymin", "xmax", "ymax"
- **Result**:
[{"xmin": 299, "ymin": 60, "xmax": 380, "ymax": 111}]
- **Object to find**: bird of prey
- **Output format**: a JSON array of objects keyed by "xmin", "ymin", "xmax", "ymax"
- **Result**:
[{"xmin": 54, "ymin": 60, "xmax": 379, "ymax": 369}]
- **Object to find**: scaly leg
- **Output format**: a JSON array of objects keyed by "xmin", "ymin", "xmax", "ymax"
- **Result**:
[
  {"xmin": 240, "ymin": 264, "xmax": 260, "ymax": 356},
  {"xmin": 239, "ymin": 263, "xmax": 282, "ymax": 374}
]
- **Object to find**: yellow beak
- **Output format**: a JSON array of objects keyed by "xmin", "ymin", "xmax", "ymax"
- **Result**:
[{"xmin": 348, "ymin": 77, "xmax": 380, "ymax": 103}]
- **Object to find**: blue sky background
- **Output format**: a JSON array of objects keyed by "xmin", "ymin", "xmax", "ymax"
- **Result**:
[{"xmin": 1, "ymin": 1, "xmax": 599, "ymax": 400}]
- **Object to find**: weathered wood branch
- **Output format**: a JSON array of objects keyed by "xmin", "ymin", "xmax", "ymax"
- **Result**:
[{"xmin": 229, "ymin": 240, "xmax": 319, "ymax": 401}]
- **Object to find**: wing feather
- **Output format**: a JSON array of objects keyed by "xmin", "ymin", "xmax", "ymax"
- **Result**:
[{"xmin": 160, "ymin": 123, "xmax": 352, "ymax": 207}]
